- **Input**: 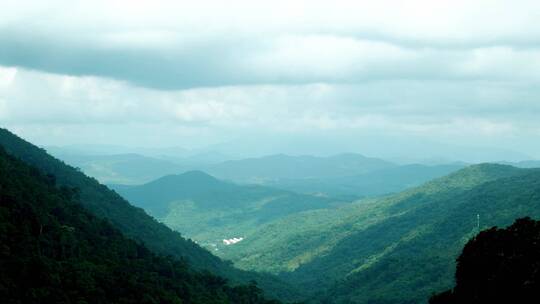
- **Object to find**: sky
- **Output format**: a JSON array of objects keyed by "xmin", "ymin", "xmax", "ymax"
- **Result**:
[{"xmin": 1, "ymin": 0, "xmax": 540, "ymax": 161}]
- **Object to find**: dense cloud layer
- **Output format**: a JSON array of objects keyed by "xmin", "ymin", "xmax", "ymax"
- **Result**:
[
  {"xmin": 1, "ymin": 1, "xmax": 540, "ymax": 160},
  {"xmin": 2, "ymin": 0, "xmax": 540, "ymax": 88}
]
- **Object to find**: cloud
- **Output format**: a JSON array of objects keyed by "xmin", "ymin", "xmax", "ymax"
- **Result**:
[
  {"xmin": 0, "ymin": 66, "xmax": 17, "ymax": 87},
  {"xmin": 1, "ymin": 1, "xmax": 540, "ymax": 89},
  {"xmin": 2, "ymin": 66, "xmax": 539, "ymax": 156},
  {"xmin": 2, "ymin": 1, "xmax": 540, "ymax": 159}
]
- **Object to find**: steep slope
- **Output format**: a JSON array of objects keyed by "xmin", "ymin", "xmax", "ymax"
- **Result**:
[
  {"xmin": 221, "ymin": 163, "xmax": 540, "ymax": 303},
  {"xmin": 430, "ymin": 217, "xmax": 540, "ymax": 304},
  {"xmin": 205, "ymin": 153, "xmax": 395, "ymax": 183},
  {"xmin": 309, "ymin": 166, "xmax": 540, "ymax": 303},
  {"xmin": 268, "ymin": 164, "xmax": 464, "ymax": 197},
  {"xmin": 221, "ymin": 164, "xmax": 523, "ymax": 274},
  {"xmin": 0, "ymin": 147, "xmax": 281, "ymax": 304},
  {"xmin": 0, "ymin": 128, "xmax": 300, "ymax": 301},
  {"xmin": 113, "ymin": 171, "xmax": 346, "ymax": 250}
]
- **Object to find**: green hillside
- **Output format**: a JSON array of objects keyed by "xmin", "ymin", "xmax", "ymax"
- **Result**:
[
  {"xmin": 0, "ymin": 128, "xmax": 301, "ymax": 302},
  {"xmin": 220, "ymin": 163, "xmax": 540, "ymax": 303},
  {"xmin": 113, "ymin": 171, "xmax": 346, "ymax": 250},
  {"xmin": 5, "ymin": 125, "xmax": 537, "ymax": 304},
  {"xmin": 309, "ymin": 168, "xmax": 540, "ymax": 303},
  {"xmin": 0, "ymin": 146, "xmax": 280, "ymax": 304},
  {"xmin": 267, "ymin": 164, "xmax": 464, "ymax": 197}
]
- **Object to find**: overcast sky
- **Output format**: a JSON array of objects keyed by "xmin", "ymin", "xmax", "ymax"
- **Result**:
[{"xmin": 1, "ymin": 0, "xmax": 540, "ymax": 161}]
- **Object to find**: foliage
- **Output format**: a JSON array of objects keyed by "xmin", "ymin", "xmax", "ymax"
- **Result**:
[
  {"xmin": 113, "ymin": 171, "xmax": 346, "ymax": 248},
  {"xmin": 0, "ymin": 128, "xmax": 301, "ymax": 301},
  {"xmin": 4, "ymin": 126, "xmax": 539, "ymax": 304},
  {"xmin": 430, "ymin": 217, "xmax": 540, "ymax": 303},
  {"xmin": 0, "ymin": 147, "xmax": 281, "ymax": 304},
  {"xmin": 219, "ymin": 163, "xmax": 540, "ymax": 303}
]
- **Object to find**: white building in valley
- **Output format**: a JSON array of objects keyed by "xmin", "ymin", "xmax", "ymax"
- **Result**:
[{"xmin": 223, "ymin": 237, "xmax": 244, "ymax": 245}]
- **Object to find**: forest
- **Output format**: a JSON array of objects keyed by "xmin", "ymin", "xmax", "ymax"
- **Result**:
[
  {"xmin": 1, "ymin": 128, "xmax": 540, "ymax": 303},
  {"xmin": 0, "ymin": 146, "xmax": 281, "ymax": 303}
]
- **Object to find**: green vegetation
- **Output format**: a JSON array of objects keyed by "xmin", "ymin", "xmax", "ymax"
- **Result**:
[
  {"xmin": 5, "ymin": 126, "xmax": 539, "ymax": 304},
  {"xmin": 267, "ymin": 164, "xmax": 464, "ymax": 197},
  {"xmin": 112, "ymin": 171, "xmax": 347, "ymax": 250},
  {"xmin": 219, "ymin": 164, "xmax": 540, "ymax": 303},
  {"xmin": 0, "ymin": 147, "xmax": 280, "ymax": 304},
  {"xmin": 430, "ymin": 217, "xmax": 540, "ymax": 303},
  {"xmin": 0, "ymin": 128, "xmax": 301, "ymax": 302}
]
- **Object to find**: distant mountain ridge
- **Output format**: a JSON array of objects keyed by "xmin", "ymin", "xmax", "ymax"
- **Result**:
[
  {"xmin": 50, "ymin": 147, "xmax": 470, "ymax": 199},
  {"xmin": 499, "ymin": 160, "xmax": 540, "ymax": 168},
  {"xmin": 205, "ymin": 153, "xmax": 396, "ymax": 183},
  {"xmin": 47, "ymin": 148, "xmax": 233, "ymax": 185},
  {"xmin": 48, "ymin": 151, "xmax": 187, "ymax": 184}
]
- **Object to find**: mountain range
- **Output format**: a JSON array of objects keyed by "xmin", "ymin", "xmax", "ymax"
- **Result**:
[
  {"xmin": 0, "ymin": 128, "xmax": 301, "ymax": 302},
  {"xmin": 221, "ymin": 164, "xmax": 540, "ymax": 303},
  {"xmin": 4, "ymin": 127, "xmax": 540, "ymax": 303},
  {"xmin": 50, "ymin": 148, "xmax": 469, "ymax": 200},
  {"xmin": 108, "ymin": 153, "xmax": 540, "ymax": 303},
  {"xmin": 204, "ymin": 153, "xmax": 395, "ymax": 183}
]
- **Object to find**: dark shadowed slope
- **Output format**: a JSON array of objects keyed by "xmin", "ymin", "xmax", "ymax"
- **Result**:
[
  {"xmin": 0, "ymin": 128, "xmax": 219, "ymax": 270},
  {"xmin": 0, "ymin": 147, "xmax": 280, "ymax": 304},
  {"xmin": 430, "ymin": 217, "xmax": 540, "ymax": 304},
  {"xmin": 0, "ymin": 128, "xmax": 301, "ymax": 302}
]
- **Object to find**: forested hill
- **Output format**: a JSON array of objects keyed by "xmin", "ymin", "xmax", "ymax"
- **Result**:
[
  {"xmin": 113, "ymin": 170, "xmax": 341, "ymax": 220},
  {"xmin": 314, "ymin": 165, "xmax": 540, "ymax": 303},
  {"xmin": 0, "ymin": 147, "xmax": 280, "ymax": 304},
  {"xmin": 112, "ymin": 171, "xmax": 346, "ymax": 253},
  {"xmin": 219, "ymin": 162, "xmax": 540, "ymax": 303},
  {"xmin": 0, "ymin": 128, "xmax": 300, "ymax": 301}
]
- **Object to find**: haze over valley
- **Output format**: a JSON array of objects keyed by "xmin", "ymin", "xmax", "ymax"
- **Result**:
[{"xmin": 2, "ymin": 1, "xmax": 540, "ymax": 303}]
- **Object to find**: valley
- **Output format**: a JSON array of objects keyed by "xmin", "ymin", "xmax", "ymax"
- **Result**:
[
  {"xmin": 3, "ymin": 3, "xmax": 539, "ymax": 303},
  {"xmin": 46, "ymin": 136, "xmax": 540, "ymax": 303}
]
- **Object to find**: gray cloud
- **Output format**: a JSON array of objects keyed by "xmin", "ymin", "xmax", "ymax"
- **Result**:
[
  {"xmin": 2, "ymin": 30, "xmax": 540, "ymax": 90},
  {"xmin": 2, "ymin": 1, "xmax": 540, "ymax": 160},
  {"xmin": 2, "ymin": 66, "xmax": 539, "ymax": 159},
  {"xmin": 1, "ymin": 1, "xmax": 540, "ymax": 89}
]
